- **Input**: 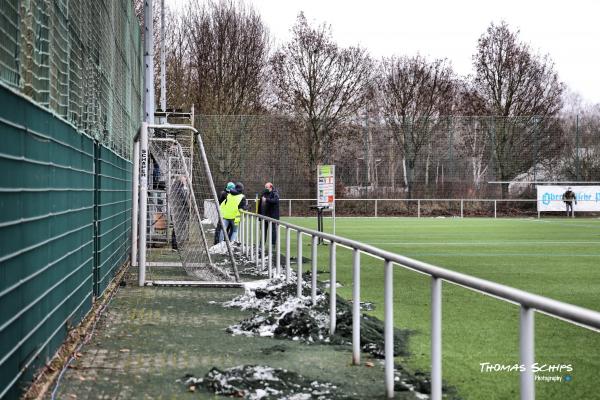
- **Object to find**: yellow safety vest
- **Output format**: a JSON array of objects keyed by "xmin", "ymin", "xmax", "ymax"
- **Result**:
[{"xmin": 220, "ymin": 193, "xmax": 243, "ymax": 222}]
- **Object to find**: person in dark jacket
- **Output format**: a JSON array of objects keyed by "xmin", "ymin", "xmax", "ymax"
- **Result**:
[
  {"xmin": 171, "ymin": 176, "xmax": 190, "ymax": 250},
  {"xmin": 258, "ymin": 182, "xmax": 279, "ymax": 246}
]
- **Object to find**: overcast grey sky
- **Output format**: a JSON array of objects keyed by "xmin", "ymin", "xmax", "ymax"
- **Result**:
[{"xmin": 172, "ymin": 0, "xmax": 600, "ymax": 104}]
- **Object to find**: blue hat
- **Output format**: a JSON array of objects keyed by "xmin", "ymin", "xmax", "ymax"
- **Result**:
[{"xmin": 226, "ymin": 182, "xmax": 235, "ymax": 191}]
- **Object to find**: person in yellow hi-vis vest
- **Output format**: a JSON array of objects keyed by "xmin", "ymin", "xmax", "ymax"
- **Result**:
[{"xmin": 219, "ymin": 182, "xmax": 246, "ymax": 242}]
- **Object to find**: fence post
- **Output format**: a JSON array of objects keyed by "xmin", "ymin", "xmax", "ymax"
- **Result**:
[
  {"xmin": 375, "ymin": 199, "xmax": 378, "ymax": 217},
  {"xmin": 138, "ymin": 123, "xmax": 148, "ymax": 287},
  {"xmin": 255, "ymin": 215, "xmax": 260, "ymax": 268},
  {"xmin": 329, "ymin": 242, "xmax": 337, "ymax": 335},
  {"xmin": 276, "ymin": 223, "xmax": 281, "ymax": 276},
  {"xmin": 261, "ymin": 218, "xmax": 266, "ymax": 272},
  {"xmin": 417, "ymin": 199, "xmax": 421, "ymax": 218},
  {"xmin": 131, "ymin": 139, "xmax": 139, "ymax": 267},
  {"xmin": 240, "ymin": 213, "xmax": 244, "ymax": 254},
  {"xmin": 286, "ymin": 227, "xmax": 291, "ymax": 283},
  {"xmin": 352, "ymin": 249, "xmax": 361, "ymax": 365},
  {"xmin": 494, "ymin": 200, "xmax": 497, "ymax": 219},
  {"xmin": 289, "ymin": 199, "xmax": 292, "ymax": 217},
  {"xmin": 384, "ymin": 259, "xmax": 394, "ymax": 398},
  {"xmin": 520, "ymin": 306, "xmax": 535, "ymax": 400},
  {"xmin": 268, "ymin": 221, "xmax": 273, "ymax": 278},
  {"xmin": 250, "ymin": 214, "xmax": 254, "ymax": 260},
  {"xmin": 297, "ymin": 232, "xmax": 303, "ymax": 297},
  {"xmin": 311, "ymin": 235, "xmax": 318, "ymax": 305},
  {"xmin": 460, "ymin": 199, "xmax": 464, "ymax": 218},
  {"xmin": 431, "ymin": 277, "xmax": 442, "ymax": 400}
]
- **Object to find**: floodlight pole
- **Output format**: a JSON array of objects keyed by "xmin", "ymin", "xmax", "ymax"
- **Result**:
[{"xmin": 159, "ymin": 0, "xmax": 166, "ymax": 124}]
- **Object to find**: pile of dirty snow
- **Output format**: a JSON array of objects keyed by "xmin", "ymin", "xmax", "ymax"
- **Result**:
[
  {"xmin": 180, "ymin": 365, "xmax": 352, "ymax": 399},
  {"xmin": 224, "ymin": 278, "xmax": 411, "ymax": 358}
]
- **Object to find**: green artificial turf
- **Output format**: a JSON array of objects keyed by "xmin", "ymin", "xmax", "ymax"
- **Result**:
[{"xmin": 282, "ymin": 216, "xmax": 600, "ymax": 400}]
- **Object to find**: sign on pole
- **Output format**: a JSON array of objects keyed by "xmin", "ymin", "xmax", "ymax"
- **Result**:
[
  {"xmin": 317, "ymin": 165, "xmax": 335, "ymax": 234},
  {"xmin": 318, "ymin": 165, "xmax": 335, "ymax": 208}
]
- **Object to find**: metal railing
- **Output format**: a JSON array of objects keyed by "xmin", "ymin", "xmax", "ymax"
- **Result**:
[
  {"xmin": 238, "ymin": 210, "xmax": 600, "ymax": 399},
  {"xmin": 256, "ymin": 198, "xmax": 597, "ymax": 218}
]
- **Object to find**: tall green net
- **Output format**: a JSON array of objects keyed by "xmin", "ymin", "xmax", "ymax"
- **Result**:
[{"xmin": 0, "ymin": 0, "xmax": 142, "ymax": 159}]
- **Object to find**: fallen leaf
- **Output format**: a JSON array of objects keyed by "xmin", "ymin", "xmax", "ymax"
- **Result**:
[{"xmin": 365, "ymin": 361, "xmax": 374, "ymax": 368}]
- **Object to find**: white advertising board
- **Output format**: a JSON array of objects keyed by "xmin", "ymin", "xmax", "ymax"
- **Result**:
[
  {"xmin": 317, "ymin": 165, "xmax": 335, "ymax": 209},
  {"xmin": 536, "ymin": 185, "xmax": 600, "ymax": 212}
]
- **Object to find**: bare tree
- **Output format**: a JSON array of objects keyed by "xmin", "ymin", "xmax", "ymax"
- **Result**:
[
  {"xmin": 186, "ymin": 0, "xmax": 269, "ymax": 115},
  {"xmin": 379, "ymin": 55, "xmax": 455, "ymax": 197},
  {"xmin": 270, "ymin": 13, "xmax": 373, "ymax": 174},
  {"xmin": 473, "ymin": 21, "xmax": 564, "ymax": 196}
]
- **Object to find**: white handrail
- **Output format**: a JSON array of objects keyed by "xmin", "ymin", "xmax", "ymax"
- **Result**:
[{"xmin": 241, "ymin": 210, "xmax": 600, "ymax": 400}]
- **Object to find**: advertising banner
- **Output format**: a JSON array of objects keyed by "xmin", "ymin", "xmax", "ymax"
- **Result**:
[{"xmin": 536, "ymin": 185, "xmax": 600, "ymax": 212}]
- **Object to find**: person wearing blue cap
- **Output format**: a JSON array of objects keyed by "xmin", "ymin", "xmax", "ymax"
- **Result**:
[{"xmin": 214, "ymin": 182, "xmax": 236, "ymax": 245}]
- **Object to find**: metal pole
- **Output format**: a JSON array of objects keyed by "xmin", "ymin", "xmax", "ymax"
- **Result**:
[
  {"xmin": 138, "ymin": 123, "xmax": 149, "ymax": 286},
  {"xmin": 289, "ymin": 199, "xmax": 292, "ymax": 217},
  {"xmin": 311, "ymin": 235, "xmax": 318, "ymax": 305},
  {"xmin": 297, "ymin": 232, "xmax": 303, "ymax": 298},
  {"xmin": 255, "ymin": 214, "xmax": 260, "ymax": 268},
  {"xmin": 494, "ymin": 200, "xmax": 497, "ymax": 219},
  {"xmin": 268, "ymin": 221, "xmax": 273, "ymax": 278},
  {"xmin": 131, "ymin": 140, "xmax": 139, "ymax": 267},
  {"xmin": 159, "ymin": 0, "xmax": 166, "ymax": 124},
  {"xmin": 460, "ymin": 199, "xmax": 464, "ymax": 218},
  {"xmin": 261, "ymin": 218, "xmax": 266, "ymax": 272},
  {"xmin": 375, "ymin": 199, "xmax": 378, "ymax": 217},
  {"xmin": 276, "ymin": 223, "xmax": 281, "ymax": 276},
  {"xmin": 431, "ymin": 277, "xmax": 442, "ymax": 400},
  {"xmin": 576, "ymin": 114, "xmax": 580, "ymax": 182},
  {"xmin": 417, "ymin": 199, "xmax": 421, "ymax": 218},
  {"xmin": 141, "ymin": 0, "xmax": 153, "ymax": 284},
  {"xmin": 249, "ymin": 214, "xmax": 254, "ymax": 260},
  {"xmin": 285, "ymin": 227, "xmax": 291, "ymax": 283},
  {"xmin": 195, "ymin": 133, "xmax": 239, "ymax": 281},
  {"xmin": 384, "ymin": 259, "xmax": 394, "ymax": 398},
  {"xmin": 352, "ymin": 249, "xmax": 361, "ymax": 365},
  {"xmin": 520, "ymin": 306, "xmax": 535, "ymax": 400},
  {"xmin": 143, "ymin": 0, "xmax": 155, "ymax": 124},
  {"xmin": 329, "ymin": 242, "xmax": 337, "ymax": 335},
  {"xmin": 239, "ymin": 213, "xmax": 244, "ymax": 254}
]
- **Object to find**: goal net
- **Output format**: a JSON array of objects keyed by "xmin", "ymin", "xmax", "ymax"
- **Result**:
[{"xmin": 143, "ymin": 126, "xmax": 239, "ymax": 284}]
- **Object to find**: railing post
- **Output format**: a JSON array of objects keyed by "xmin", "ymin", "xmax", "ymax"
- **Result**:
[
  {"xmin": 289, "ymin": 199, "xmax": 292, "ymax": 217},
  {"xmin": 417, "ymin": 199, "xmax": 421, "ymax": 218},
  {"xmin": 329, "ymin": 242, "xmax": 337, "ymax": 335},
  {"xmin": 311, "ymin": 235, "xmax": 318, "ymax": 305},
  {"xmin": 240, "ymin": 213, "xmax": 244, "ymax": 254},
  {"xmin": 285, "ymin": 227, "xmax": 291, "ymax": 283},
  {"xmin": 276, "ymin": 222, "xmax": 281, "ymax": 276},
  {"xmin": 375, "ymin": 199, "xmax": 378, "ymax": 217},
  {"xmin": 268, "ymin": 220, "xmax": 273, "ymax": 278},
  {"xmin": 249, "ymin": 214, "xmax": 254, "ymax": 260},
  {"xmin": 494, "ymin": 200, "xmax": 497, "ymax": 219},
  {"xmin": 520, "ymin": 306, "xmax": 535, "ymax": 400},
  {"xmin": 431, "ymin": 276, "xmax": 442, "ymax": 400},
  {"xmin": 460, "ymin": 199, "xmax": 464, "ymax": 218},
  {"xmin": 297, "ymin": 232, "xmax": 303, "ymax": 297},
  {"xmin": 261, "ymin": 218, "xmax": 266, "ymax": 272},
  {"xmin": 352, "ymin": 249, "xmax": 360, "ymax": 365},
  {"xmin": 255, "ymin": 215, "xmax": 260, "ymax": 268},
  {"xmin": 384, "ymin": 259, "xmax": 394, "ymax": 398}
]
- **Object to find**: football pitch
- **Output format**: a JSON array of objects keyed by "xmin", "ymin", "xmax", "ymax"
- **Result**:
[{"xmin": 284, "ymin": 216, "xmax": 600, "ymax": 400}]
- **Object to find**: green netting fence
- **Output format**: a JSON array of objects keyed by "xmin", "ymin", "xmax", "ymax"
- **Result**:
[{"xmin": 0, "ymin": 0, "xmax": 141, "ymax": 398}]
